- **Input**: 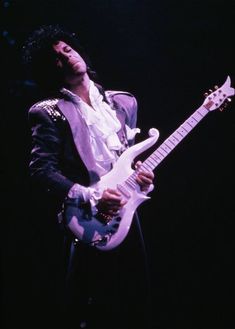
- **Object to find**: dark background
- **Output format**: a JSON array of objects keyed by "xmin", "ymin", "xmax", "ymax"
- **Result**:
[{"xmin": 1, "ymin": 0, "xmax": 235, "ymax": 328}]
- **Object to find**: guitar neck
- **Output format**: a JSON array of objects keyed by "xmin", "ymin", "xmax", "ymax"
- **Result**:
[
  {"xmin": 141, "ymin": 105, "xmax": 209, "ymax": 172},
  {"xmin": 124, "ymin": 76, "xmax": 234, "ymax": 189}
]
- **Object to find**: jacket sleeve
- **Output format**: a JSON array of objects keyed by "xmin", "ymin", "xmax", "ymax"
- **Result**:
[
  {"xmin": 125, "ymin": 94, "xmax": 138, "ymax": 129},
  {"xmin": 28, "ymin": 104, "xmax": 74, "ymax": 201},
  {"xmin": 112, "ymin": 92, "xmax": 139, "ymax": 148},
  {"xmin": 106, "ymin": 91, "xmax": 138, "ymax": 129}
]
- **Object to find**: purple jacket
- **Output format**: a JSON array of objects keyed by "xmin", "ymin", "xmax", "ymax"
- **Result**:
[{"xmin": 28, "ymin": 89, "xmax": 138, "ymax": 206}]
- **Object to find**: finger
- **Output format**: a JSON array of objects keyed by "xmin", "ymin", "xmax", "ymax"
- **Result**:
[
  {"xmin": 103, "ymin": 189, "xmax": 121, "ymax": 200},
  {"xmin": 135, "ymin": 163, "xmax": 154, "ymax": 179},
  {"xmin": 138, "ymin": 171, "xmax": 154, "ymax": 180},
  {"xmin": 135, "ymin": 160, "xmax": 142, "ymax": 169},
  {"xmin": 136, "ymin": 176, "xmax": 153, "ymax": 186},
  {"xmin": 102, "ymin": 196, "xmax": 125, "ymax": 208},
  {"xmin": 102, "ymin": 189, "xmax": 127, "ymax": 206},
  {"xmin": 120, "ymin": 199, "xmax": 127, "ymax": 206},
  {"xmin": 102, "ymin": 190, "xmax": 122, "ymax": 203},
  {"xmin": 105, "ymin": 188, "xmax": 122, "ymax": 197},
  {"xmin": 107, "ymin": 198, "xmax": 127, "ymax": 208}
]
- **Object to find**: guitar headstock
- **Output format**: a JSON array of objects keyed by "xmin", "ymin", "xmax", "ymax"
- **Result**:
[{"xmin": 203, "ymin": 76, "xmax": 235, "ymax": 111}]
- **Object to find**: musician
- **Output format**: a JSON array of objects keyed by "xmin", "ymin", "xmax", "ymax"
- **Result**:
[{"xmin": 23, "ymin": 24, "xmax": 154, "ymax": 328}]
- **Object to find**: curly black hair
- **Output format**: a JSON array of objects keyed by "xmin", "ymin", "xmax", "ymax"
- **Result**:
[{"xmin": 22, "ymin": 24, "xmax": 96, "ymax": 94}]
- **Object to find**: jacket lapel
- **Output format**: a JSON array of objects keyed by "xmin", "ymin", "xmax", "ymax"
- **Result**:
[{"xmin": 57, "ymin": 99, "xmax": 98, "ymax": 179}]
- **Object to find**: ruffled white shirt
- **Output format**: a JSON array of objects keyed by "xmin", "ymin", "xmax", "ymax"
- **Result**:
[{"xmin": 61, "ymin": 80, "xmax": 140, "ymax": 177}]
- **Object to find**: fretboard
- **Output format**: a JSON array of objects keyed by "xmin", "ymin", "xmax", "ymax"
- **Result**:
[{"xmin": 125, "ymin": 105, "xmax": 209, "ymax": 189}]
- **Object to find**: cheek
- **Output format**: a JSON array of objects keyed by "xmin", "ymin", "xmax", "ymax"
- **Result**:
[{"xmin": 76, "ymin": 53, "xmax": 86, "ymax": 64}]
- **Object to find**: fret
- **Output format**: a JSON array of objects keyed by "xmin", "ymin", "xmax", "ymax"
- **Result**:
[
  {"xmin": 127, "ymin": 177, "xmax": 136, "ymax": 187},
  {"xmin": 168, "ymin": 138, "xmax": 177, "ymax": 146},
  {"xmin": 183, "ymin": 122, "xmax": 193, "ymax": 132},
  {"xmin": 147, "ymin": 157, "xmax": 156, "ymax": 165},
  {"xmin": 197, "ymin": 106, "xmax": 209, "ymax": 117},
  {"xmin": 124, "ymin": 103, "xmax": 212, "ymax": 186},
  {"xmin": 176, "ymin": 131, "xmax": 184, "ymax": 141},
  {"xmin": 159, "ymin": 146, "xmax": 169, "ymax": 155},
  {"xmin": 178, "ymin": 126, "xmax": 189, "ymax": 136},
  {"xmin": 152, "ymin": 153, "xmax": 162, "ymax": 162},
  {"xmin": 150, "ymin": 153, "xmax": 161, "ymax": 164},
  {"xmin": 188, "ymin": 117, "xmax": 198, "ymax": 127},
  {"xmin": 151, "ymin": 154, "xmax": 163, "ymax": 166},
  {"xmin": 171, "ymin": 134, "xmax": 180, "ymax": 143},
  {"xmin": 193, "ymin": 112, "xmax": 202, "ymax": 122},
  {"xmin": 143, "ymin": 161, "xmax": 153, "ymax": 169},
  {"xmin": 181, "ymin": 123, "xmax": 191, "ymax": 132},
  {"xmin": 191, "ymin": 113, "xmax": 198, "ymax": 123},
  {"xmin": 148, "ymin": 161, "xmax": 158, "ymax": 169},
  {"xmin": 145, "ymin": 159, "xmax": 155, "ymax": 169},
  {"xmin": 125, "ymin": 180, "xmax": 136, "ymax": 190},
  {"xmin": 164, "ymin": 141, "xmax": 173, "ymax": 150},
  {"xmin": 156, "ymin": 149, "xmax": 165, "ymax": 159},
  {"xmin": 196, "ymin": 110, "xmax": 203, "ymax": 118}
]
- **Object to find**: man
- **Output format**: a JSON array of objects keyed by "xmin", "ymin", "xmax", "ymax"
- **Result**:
[{"xmin": 23, "ymin": 25, "xmax": 154, "ymax": 328}]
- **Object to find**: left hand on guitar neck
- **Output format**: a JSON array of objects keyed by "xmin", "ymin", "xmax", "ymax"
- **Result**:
[{"xmin": 135, "ymin": 160, "xmax": 155, "ymax": 192}]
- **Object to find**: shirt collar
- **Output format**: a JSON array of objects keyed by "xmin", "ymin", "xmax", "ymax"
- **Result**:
[{"xmin": 60, "ymin": 80, "xmax": 102, "ymax": 105}]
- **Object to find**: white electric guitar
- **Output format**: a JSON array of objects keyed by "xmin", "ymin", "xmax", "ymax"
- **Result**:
[{"xmin": 66, "ymin": 76, "xmax": 234, "ymax": 251}]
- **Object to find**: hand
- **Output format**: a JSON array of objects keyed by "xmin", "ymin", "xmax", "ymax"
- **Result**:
[
  {"xmin": 96, "ymin": 188, "xmax": 127, "ymax": 218},
  {"xmin": 135, "ymin": 161, "xmax": 154, "ymax": 192}
]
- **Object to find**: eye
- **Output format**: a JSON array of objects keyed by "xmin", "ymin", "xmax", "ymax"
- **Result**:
[{"xmin": 64, "ymin": 46, "xmax": 71, "ymax": 53}]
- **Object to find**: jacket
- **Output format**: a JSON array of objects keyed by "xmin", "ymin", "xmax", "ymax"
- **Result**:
[{"xmin": 28, "ymin": 88, "xmax": 138, "ymax": 209}]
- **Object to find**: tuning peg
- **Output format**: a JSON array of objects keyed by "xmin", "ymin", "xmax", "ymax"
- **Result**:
[
  {"xmin": 204, "ymin": 92, "xmax": 209, "ymax": 97},
  {"xmin": 219, "ymin": 99, "xmax": 231, "ymax": 112},
  {"xmin": 214, "ymin": 85, "xmax": 219, "ymax": 90},
  {"xmin": 219, "ymin": 104, "xmax": 227, "ymax": 112},
  {"xmin": 209, "ymin": 89, "xmax": 213, "ymax": 93},
  {"xmin": 219, "ymin": 106, "xmax": 226, "ymax": 112}
]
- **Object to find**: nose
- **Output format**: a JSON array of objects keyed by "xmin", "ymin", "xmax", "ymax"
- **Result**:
[{"xmin": 58, "ymin": 51, "xmax": 71, "ymax": 63}]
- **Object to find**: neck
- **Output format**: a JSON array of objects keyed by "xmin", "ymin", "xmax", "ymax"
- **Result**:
[{"xmin": 68, "ymin": 73, "xmax": 91, "ymax": 104}]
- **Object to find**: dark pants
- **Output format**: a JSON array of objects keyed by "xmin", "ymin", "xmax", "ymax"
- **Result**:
[{"xmin": 63, "ymin": 217, "xmax": 151, "ymax": 329}]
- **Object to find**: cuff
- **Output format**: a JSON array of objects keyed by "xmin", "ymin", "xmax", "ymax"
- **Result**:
[{"xmin": 67, "ymin": 183, "xmax": 102, "ymax": 215}]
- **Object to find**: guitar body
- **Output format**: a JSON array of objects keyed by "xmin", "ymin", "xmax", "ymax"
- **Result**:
[{"xmin": 67, "ymin": 129, "xmax": 159, "ymax": 251}]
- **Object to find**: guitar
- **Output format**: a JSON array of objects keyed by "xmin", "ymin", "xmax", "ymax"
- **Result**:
[{"xmin": 66, "ymin": 76, "xmax": 234, "ymax": 251}]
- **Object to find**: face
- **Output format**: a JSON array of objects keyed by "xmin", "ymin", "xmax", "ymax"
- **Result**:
[{"xmin": 53, "ymin": 40, "xmax": 87, "ymax": 84}]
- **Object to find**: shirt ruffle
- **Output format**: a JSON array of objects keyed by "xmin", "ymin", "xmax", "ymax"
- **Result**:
[{"xmin": 61, "ymin": 81, "xmax": 139, "ymax": 177}]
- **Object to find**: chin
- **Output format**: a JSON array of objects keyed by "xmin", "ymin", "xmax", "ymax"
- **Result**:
[{"xmin": 73, "ymin": 67, "xmax": 86, "ymax": 75}]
